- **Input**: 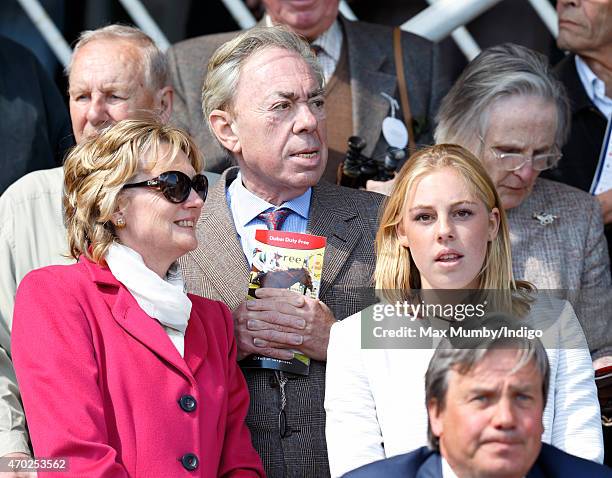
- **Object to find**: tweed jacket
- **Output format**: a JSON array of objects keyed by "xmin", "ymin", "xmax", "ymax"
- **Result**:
[
  {"xmin": 507, "ymin": 178, "xmax": 612, "ymax": 359},
  {"xmin": 167, "ymin": 16, "xmax": 449, "ymax": 173},
  {"xmin": 343, "ymin": 444, "xmax": 612, "ymax": 478},
  {"xmin": 179, "ymin": 167, "xmax": 383, "ymax": 477}
]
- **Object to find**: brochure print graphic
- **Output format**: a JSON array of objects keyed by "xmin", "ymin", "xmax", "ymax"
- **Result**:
[{"xmin": 240, "ymin": 230, "xmax": 326, "ymax": 375}]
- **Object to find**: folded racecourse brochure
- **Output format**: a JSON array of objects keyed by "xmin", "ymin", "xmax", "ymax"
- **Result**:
[{"xmin": 240, "ymin": 230, "xmax": 326, "ymax": 375}]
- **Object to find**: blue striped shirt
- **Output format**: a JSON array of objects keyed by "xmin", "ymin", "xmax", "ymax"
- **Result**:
[{"xmin": 227, "ymin": 172, "xmax": 311, "ymax": 265}]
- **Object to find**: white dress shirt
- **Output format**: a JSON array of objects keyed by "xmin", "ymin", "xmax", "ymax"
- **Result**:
[
  {"xmin": 265, "ymin": 15, "xmax": 343, "ymax": 83},
  {"xmin": 441, "ymin": 458, "xmax": 458, "ymax": 478},
  {"xmin": 576, "ymin": 55, "xmax": 612, "ymax": 120}
]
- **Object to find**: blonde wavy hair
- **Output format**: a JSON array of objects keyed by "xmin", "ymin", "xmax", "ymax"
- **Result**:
[
  {"xmin": 63, "ymin": 117, "xmax": 202, "ymax": 263},
  {"xmin": 375, "ymin": 144, "xmax": 533, "ymax": 313}
]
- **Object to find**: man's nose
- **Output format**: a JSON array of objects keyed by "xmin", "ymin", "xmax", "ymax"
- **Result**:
[
  {"xmin": 557, "ymin": 0, "xmax": 578, "ymax": 12},
  {"xmin": 492, "ymin": 397, "xmax": 517, "ymax": 429},
  {"xmin": 86, "ymin": 96, "xmax": 109, "ymax": 126},
  {"xmin": 293, "ymin": 103, "xmax": 318, "ymax": 133}
]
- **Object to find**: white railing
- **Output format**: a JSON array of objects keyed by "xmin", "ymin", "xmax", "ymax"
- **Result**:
[
  {"xmin": 338, "ymin": 1, "xmax": 357, "ymax": 21},
  {"xmin": 527, "ymin": 0, "xmax": 558, "ymax": 37},
  {"xmin": 16, "ymin": 0, "xmax": 559, "ymax": 67},
  {"xmin": 15, "ymin": 0, "xmax": 72, "ymax": 66},
  {"xmin": 425, "ymin": 0, "xmax": 481, "ymax": 60},
  {"xmin": 402, "ymin": 0, "xmax": 503, "ymax": 43},
  {"xmin": 220, "ymin": 0, "xmax": 256, "ymax": 29},
  {"xmin": 117, "ymin": 0, "xmax": 170, "ymax": 50}
]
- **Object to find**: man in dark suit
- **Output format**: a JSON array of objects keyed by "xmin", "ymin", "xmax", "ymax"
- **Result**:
[
  {"xmin": 167, "ymin": 0, "xmax": 449, "ymax": 179},
  {"xmin": 179, "ymin": 26, "xmax": 383, "ymax": 477},
  {"xmin": 344, "ymin": 331, "xmax": 612, "ymax": 478},
  {"xmin": 543, "ymin": 0, "xmax": 612, "ymax": 266},
  {"xmin": 0, "ymin": 36, "xmax": 73, "ymax": 193}
]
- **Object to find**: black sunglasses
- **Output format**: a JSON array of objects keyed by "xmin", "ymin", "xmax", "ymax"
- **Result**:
[{"xmin": 123, "ymin": 170, "xmax": 208, "ymax": 204}]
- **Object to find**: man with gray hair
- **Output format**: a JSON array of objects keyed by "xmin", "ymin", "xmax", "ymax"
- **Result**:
[
  {"xmin": 179, "ymin": 26, "xmax": 382, "ymax": 477},
  {"xmin": 344, "ymin": 328, "xmax": 611, "ymax": 477},
  {"xmin": 0, "ymin": 25, "xmax": 206, "ymax": 469},
  {"xmin": 434, "ymin": 43, "xmax": 612, "ymax": 366},
  {"xmin": 168, "ymin": 0, "xmax": 449, "ymax": 182},
  {"xmin": 544, "ymin": 0, "xmax": 612, "ymax": 269}
]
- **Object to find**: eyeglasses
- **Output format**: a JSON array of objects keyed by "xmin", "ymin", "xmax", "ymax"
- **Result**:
[
  {"xmin": 123, "ymin": 170, "xmax": 208, "ymax": 203},
  {"xmin": 479, "ymin": 136, "xmax": 562, "ymax": 172},
  {"xmin": 488, "ymin": 147, "xmax": 562, "ymax": 172}
]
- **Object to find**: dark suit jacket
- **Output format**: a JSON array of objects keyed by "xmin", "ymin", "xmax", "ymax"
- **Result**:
[
  {"xmin": 0, "ymin": 36, "xmax": 73, "ymax": 193},
  {"xmin": 167, "ymin": 17, "xmax": 450, "ymax": 173},
  {"xmin": 544, "ymin": 53, "xmax": 612, "ymax": 265},
  {"xmin": 343, "ymin": 444, "xmax": 612, "ymax": 478},
  {"xmin": 179, "ymin": 167, "xmax": 383, "ymax": 477}
]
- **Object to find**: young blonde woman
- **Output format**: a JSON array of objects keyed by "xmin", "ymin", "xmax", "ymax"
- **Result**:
[{"xmin": 324, "ymin": 144, "xmax": 602, "ymax": 477}]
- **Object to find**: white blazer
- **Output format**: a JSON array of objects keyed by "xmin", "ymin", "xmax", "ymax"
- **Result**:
[{"xmin": 324, "ymin": 298, "xmax": 603, "ymax": 478}]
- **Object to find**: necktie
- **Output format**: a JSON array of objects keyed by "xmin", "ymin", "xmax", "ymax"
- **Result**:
[
  {"xmin": 257, "ymin": 207, "xmax": 291, "ymax": 231},
  {"xmin": 255, "ymin": 206, "xmax": 294, "ymax": 437}
]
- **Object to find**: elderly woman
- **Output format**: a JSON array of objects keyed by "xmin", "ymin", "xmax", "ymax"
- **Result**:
[
  {"xmin": 11, "ymin": 119, "xmax": 264, "ymax": 477},
  {"xmin": 434, "ymin": 43, "xmax": 612, "ymax": 363},
  {"xmin": 325, "ymin": 144, "xmax": 602, "ymax": 477}
]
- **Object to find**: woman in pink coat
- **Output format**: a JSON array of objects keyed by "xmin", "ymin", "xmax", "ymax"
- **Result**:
[{"xmin": 12, "ymin": 119, "xmax": 265, "ymax": 477}]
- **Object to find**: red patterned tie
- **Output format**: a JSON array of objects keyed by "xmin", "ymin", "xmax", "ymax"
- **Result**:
[{"xmin": 257, "ymin": 208, "xmax": 291, "ymax": 230}]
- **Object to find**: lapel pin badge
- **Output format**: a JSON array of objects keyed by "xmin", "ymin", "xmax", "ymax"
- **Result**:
[{"xmin": 532, "ymin": 212, "xmax": 558, "ymax": 226}]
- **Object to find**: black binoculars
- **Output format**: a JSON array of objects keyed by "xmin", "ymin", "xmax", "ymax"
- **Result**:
[{"xmin": 339, "ymin": 136, "xmax": 406, "ymax": 189}]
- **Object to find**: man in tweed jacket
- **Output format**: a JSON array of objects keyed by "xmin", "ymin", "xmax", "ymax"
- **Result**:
[
  {"xmin": 167, "ymin": 0, "xmax": 449, "ymax": 174},
  {"xmin": 179, "ymin": 27, "xmax": 383, "ymax": 477}
]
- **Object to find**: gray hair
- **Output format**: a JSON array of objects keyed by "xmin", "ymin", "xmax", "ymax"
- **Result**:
[
  {"xmin": 201, "ymin": 25, "xmax": 324, "ymax": 130},
  {"xmin": 66, "ymin": 24, "xmax": 168, "ymax": 91},
  {"xmin": 434, "ymin": 43, "xmax": 570, "ymax": 150},
  {"xmin": 424, "ymin": 316, "xmax": 550, "ymax": 451}
]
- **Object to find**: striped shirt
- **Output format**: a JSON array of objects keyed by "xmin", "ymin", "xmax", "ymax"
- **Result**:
[{"xmin": 226, "ymin": 172, "xmax": 311, "ymax": 265}]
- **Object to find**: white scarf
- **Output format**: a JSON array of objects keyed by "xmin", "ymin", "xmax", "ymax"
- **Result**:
[{"xmin": 105, "ymin": 243, "xmax": 191, "ymax": 335}]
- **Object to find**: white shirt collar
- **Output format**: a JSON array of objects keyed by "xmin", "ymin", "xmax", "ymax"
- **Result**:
[
  {"xmin": 575, "ymin": 55, "xmax": 612, "ymax": 118},
  {"xmin": 441, "ymin": 457, "xmax": 459, "ymax": 478},
  {"xmin": 263, "ymin": 14, "xmax": 341, "ymax": 56},
  {"xmin": 441, "ymin": 456, "xmax": 526, "ymax": 478},
  {"xmin": 311, "ymin": 20, "xmax": 342, "ymax": 64},
  {"xmin": 263, "ymin": 15, "xmax": 342, "ymax": 81},
  {"xmin": 227, "ymin": 172, "xmax": 311, "ymax": 228}
]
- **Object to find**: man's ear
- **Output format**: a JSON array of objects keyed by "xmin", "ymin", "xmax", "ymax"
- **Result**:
[
  {"xmin": 427, "ymin": 398, "xmax": 444, "ymax": 439},
  {"xmin": 209, "ymin": 109, "xmax": 241, "ymax": 153},
  {"xmin": 156, "ymin": 86, "xmax": 174, "ymax": 124}
]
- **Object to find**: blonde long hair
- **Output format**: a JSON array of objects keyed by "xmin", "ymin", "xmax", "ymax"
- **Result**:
[
  {"xmin": 63, "ymin": 117, "xmax": 202, "ymax": 263},
  {"xmin": 374, "ymin": 144, "xmax": 532, "ymax": 311}
]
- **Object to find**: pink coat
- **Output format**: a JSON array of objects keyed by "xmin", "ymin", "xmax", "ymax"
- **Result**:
[{"xmin": 12, "ymin": 256, "xmax": 265, "ymax": 478}]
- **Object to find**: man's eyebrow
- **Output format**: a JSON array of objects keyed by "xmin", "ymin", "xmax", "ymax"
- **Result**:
[
  {"xmin": 274, "ymin": 88, "xmax": 325, "ymax": 100},
  {"xmin": 308, "ymin": 88, "xmax": 325, "ymax": 99}
]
